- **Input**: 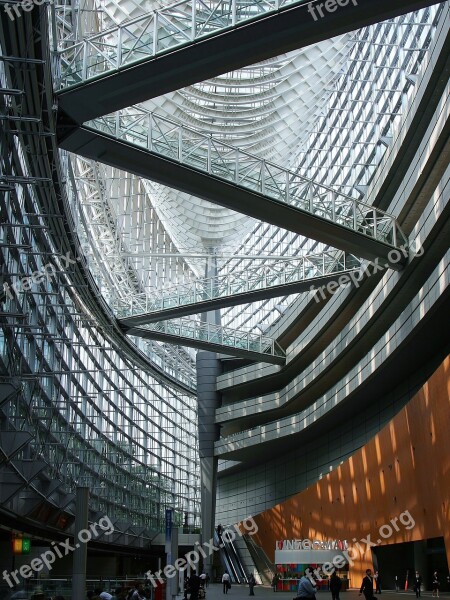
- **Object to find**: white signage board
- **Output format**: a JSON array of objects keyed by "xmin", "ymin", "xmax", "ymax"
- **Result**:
[{"xmin": 275, "ymin": 540, "xmax": 348, "ymax": 565}]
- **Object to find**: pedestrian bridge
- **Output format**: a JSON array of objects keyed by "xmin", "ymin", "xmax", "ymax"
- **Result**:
[
  {"xmin": 122, "ymin": 319, "xmax": 286, "ymax": 365},
  {"xmin": 54, "ymin": 0, "xmax": 439, "ymax": 123},
  {"xmin": 58, "ymin": 111, "xmax": 408, "ymax": 265},
  {"xmin": 117, "ymin": 251, "xmax": 362, "ymax": 326}
]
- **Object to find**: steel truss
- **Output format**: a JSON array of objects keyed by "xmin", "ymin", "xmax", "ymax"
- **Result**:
[
  {"xmin": 126, "ymin": 318, "xmax": 286, "ymax": 365},
  {"xmin": 68, "ymin": 154, "xmax": 197, "ymax": 383},
  {"xmin": 118, "ymin": 251, "xmax": 362, "ymax": 325},
  {"xmin": 61, "ymin": 108, "xmax": 408, "ymax": 263}
]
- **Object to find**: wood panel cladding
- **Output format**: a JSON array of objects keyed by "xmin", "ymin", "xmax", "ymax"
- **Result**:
[{"xmin": 246, "ymin": 356, "xmax": 450, "ymax": 587}]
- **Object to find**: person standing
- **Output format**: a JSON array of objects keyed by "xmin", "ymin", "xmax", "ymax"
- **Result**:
[
  {"xmin": 413, "ymin": 572, "xmax": 422, "ymax": 598},
  {"xmin": 248, "ymin": 574, "xmax": 256, "ymax": 596},
  {"xmin": 359, "ymin": 569, "xmax": 374, "ymax": 600},
  {"xmin": 374, "ymin": 571, "xmax": 382, "ymax": 594},
  {"xmin": 395, "ymin": 576, "xmax": 399, "ymax": 592},
  {"xmin": 189, "ymin": 570, "xmax": 201, "ymax": 600},
  {"xmin": 432, "ymin": 572, "xmax": 440, "ymax": 598},
  {"xmin": 222, "ymin": 572, "xmax": 231, "ymax": 595},
  {"xmin": 330, "ymin": 572, "xmax": 342, "ymax": 600}
]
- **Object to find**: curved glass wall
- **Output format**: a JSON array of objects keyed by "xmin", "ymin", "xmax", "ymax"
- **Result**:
[{"xmin": 0, "ymin": 54, "xmax": 200, "ymax": 529}]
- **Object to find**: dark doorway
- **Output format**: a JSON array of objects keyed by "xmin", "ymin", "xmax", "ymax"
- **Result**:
[{"xmin": 372, "ymin": 538, "xmax": 449, "ymax": 592}]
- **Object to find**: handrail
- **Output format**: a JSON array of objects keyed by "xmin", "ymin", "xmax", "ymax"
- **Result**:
[
  {"xmin": 56, "ymin": 0, "xmax": 310, "ymax": 88},
  {"xmin": 83, "ymin": 108, "xmax": 407, "ymax": 250},
  {"xmin": 115, "ymin": 251, "xmax": 361, "ymax": 320},
  {"xmin": 130, "ymin": 318, "xmax": 286, "ymax": 359}
]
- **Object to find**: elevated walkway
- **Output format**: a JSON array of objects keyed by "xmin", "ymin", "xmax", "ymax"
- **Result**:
[
  {"xmin": 54, "ymin": 0, "xmax": 441, "ymax": 123},
  {"xmin": 58, "ymin": 112, "xmax": 407, "ymax": 264},
  {"xmin": 118, "ymin": 252, "xmax": 362, "ymax": 326},
  {"xmin": 122, "ymin": 319, "xmax": 286, "ymax": 365}
]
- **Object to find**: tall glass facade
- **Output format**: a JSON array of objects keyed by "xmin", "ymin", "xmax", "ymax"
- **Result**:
[
  {"xmin": 0, "ymin": 0, "xmax": 446, "ymax": 551},
  {"xmin": 0, "ymin": 38, "xmax": 200, "ymax": 531}
]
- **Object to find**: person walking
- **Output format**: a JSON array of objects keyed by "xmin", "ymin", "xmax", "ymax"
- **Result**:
[
  {"xmin": 359, "ymin": 569, "xmax": 374, "ymax": 600},
  {"xmin": 222, "ymin": 572, "xmax": 231, "ymax": 595},
  {"xmin": 330, "ymin": 572, "xmax": 342, "ymax": 600},
  {"xmin": 272, "ymin": 574, "xmax": 280, "ymax": 592},
  {"xmin": 248, "ymin": 574, "xmax": 256, "ymax": 596},
  {"xmin": 129, "ymin": 584, "xmax": 145, "ymax": 600},
  {"xmin": 413, "ymin": 572, "xmax": 422, "ymax": 598},
  {"xmin": 297, "ymin": 573, "xmax": 317, "ymax": 600},
  {"xmin": 374, "ymin": 571, "xmax": 382, "ymax": 595},
  {"xmin": 432, "ymin": 572, "xmax": 440, "ymax": 598}
]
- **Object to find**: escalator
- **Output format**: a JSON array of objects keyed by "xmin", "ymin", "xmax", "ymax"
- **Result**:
[
  {"xmin": 242, "ymin": 533, "xmax": 275, "ymax": 585},
  {"xmin": 214, "ymin": 527, "xmax": 248, "ymax": 584}
]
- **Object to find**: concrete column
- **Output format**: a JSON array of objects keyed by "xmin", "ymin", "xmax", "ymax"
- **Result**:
[
  {"xmin": 170, "ymin": 527, "xmax": 179, "ymax": 599},
  {"xmin": 197, "ymin": 252, "xmax": 221, "ymax": 578},
  {"xmin": 197, "ymin": 351, "xmax": 221, "ymax": 579},
  {"xmin": 72, "ymin": 486, "xmax": 89, "ymax": 600}
]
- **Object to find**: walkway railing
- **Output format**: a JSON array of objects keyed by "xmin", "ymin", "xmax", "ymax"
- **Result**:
[
  {"xmin": 84, "ymin": 109, "xmax": 407, "ymax": 249},
  {"xmin": 116, "ymin": 251, "xmax": 362, "ymax": 322},
  {"xmin": 56, "ymin": 0, "xmax": 309, "ymax": 88},
  {"xmin": 127, "ymin": 318, "xmax": 286, "ymax": 363}
]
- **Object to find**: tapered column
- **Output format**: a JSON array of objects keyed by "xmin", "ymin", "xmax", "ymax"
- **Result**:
[
  {"xmin": 197, "ymin": 252, "xmax": 221, "ymax": 578},
  {"xmin": 197, "ymin": 351, "xmax": 221, "ymax": 578}
]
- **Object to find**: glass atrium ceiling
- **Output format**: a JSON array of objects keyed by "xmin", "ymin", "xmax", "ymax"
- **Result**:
[{"xmin": 53, "ymin": 0, "xmax": 443, "ymax": 377}]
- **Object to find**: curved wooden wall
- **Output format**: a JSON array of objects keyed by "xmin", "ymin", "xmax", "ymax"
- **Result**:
[{"xmin": 248, "ymin": 355, "xmax": 450, "ymax": 587}]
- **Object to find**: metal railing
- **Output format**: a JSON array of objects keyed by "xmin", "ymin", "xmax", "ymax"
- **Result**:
[
  {"xmin": 115, "ymin": 251, "xmax": 361, "ymax": 320},
  {"xmin": 131, "ymin": 318, "xmax": 286, "ymax": 360},
  {"xmin": 83, "ymin": 109, "xmax": 407, "ymax": 249},
  {"xmin": 56, "ymin": 0, "xmax": 309, "ymax": 88}
]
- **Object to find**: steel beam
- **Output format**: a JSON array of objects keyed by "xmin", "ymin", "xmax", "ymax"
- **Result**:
[
  {"xmin": 124, "ymin": 325, "xmax": 286, "ymax": 365},
  {"xmin": 56, "ymin": 0, "xmax": 441, "ymax": 123},
  {"xmin": 58, "ymin": 125, "xmax": 405, "ymax": 265}
]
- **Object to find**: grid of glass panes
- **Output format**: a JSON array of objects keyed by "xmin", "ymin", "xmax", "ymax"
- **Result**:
[{"xmin": 0, "ymin": 122, "xmax": 200, "ymax": 532}]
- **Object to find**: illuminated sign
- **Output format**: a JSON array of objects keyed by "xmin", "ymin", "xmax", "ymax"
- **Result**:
[{"xmin": 12, "ymin": 537, "xmax": 31, "ymax": 554}]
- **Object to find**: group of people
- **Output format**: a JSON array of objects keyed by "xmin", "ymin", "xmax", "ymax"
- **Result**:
[
  {"xmin": 359, "ymin": 569, "xmax": 443, "ymax": 599},
  {"xmin": 360, "ymin": 570, "xmax": 382, "ymax": 597},
  {"xmin": 86, "ymin": 583, "xmax": 150, "ymax": 600},
  {"xmin": 294, "ymin": 571, "xmax": 342, "ymax": 600},
  {"xmin": 290, "ymin": 566, "xmax": 446, "ymax": 600},
  {"xmin": 221, "ymin": 572, "xmax": 257, "ymax": 596},
  {"xmin": 184, "ymin": 569, "xmax": 210, "ymax": 600},
  {"xmin": 412, "ymin": 571, "xmax": 442, "ymax": 598}
]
